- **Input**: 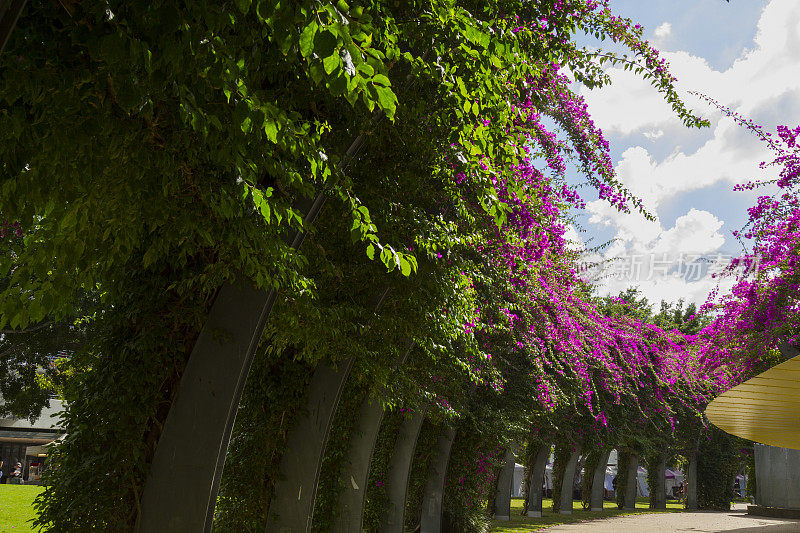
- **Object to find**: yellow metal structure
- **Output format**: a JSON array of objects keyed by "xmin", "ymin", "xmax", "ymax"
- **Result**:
[{"xmin": 706, "ymin": 355, "xmax": 800, "ymax": 450}]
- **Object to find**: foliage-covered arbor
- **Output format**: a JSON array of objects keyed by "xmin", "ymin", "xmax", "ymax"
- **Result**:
[{"xmin": 0, "ymin": 0, "xmax": 753, "ymax": 531}]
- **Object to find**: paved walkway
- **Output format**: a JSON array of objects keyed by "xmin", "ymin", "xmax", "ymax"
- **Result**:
[{"xmin": 544, "ymin": 504, "xmax": 800, "ymax": 532}]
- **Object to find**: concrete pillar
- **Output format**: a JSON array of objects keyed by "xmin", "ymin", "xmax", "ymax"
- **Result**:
[
  {"xmin": 526, "ymin": 443, "xmax": 550, "ymax": 517},
  {"xmin": 419, "ymin": 426, "xmax": 456, "ymax": 533},
  {"xmin": 379, "ymin": 409, "xmax": 427, "ymax": 533},
  {"xmin": 266, "ymin": 361, "xmax": 354, "ymax": 532},
  {"xmin": 623, "ymin": 453, "xmax": 638, "ymax": 510},
  {"xmin": 558, "ymin": 445, "xmax": 582, "ymax": 515},
  {"xmin": 590, "ymin": 449, "xmax": 611, "ymax": 511},
  {"xmin": 331, "ymin": 396, "xmax": 385, "ymax": 532},
  {"xmin": 753, "ymin": 443, "xmax": 800, "ymax": 509},
  {"xmin": 653, "ymin": 456, "xmax": 667, "ymax": 510},
  {"xmin": 493, "ymin": 447, "xmax": 517, "ymax": 521},
  {"xmin": 686, "ymin": 453, "xmax": 697, "ymax": 510},
  {"xmin": 333, "ymin": 344, "xmax": 414, "ymax": 533},
  {"xmin": 755, "ymin": 444, "xmax": 764, "ymax": 506},
  {"xmin": 139, "ymin": 190, "xmax": 330, "ymax": 532},
  {"xmin": 139, "ymin": 280, "xmax": 275, "ymax": 532}
]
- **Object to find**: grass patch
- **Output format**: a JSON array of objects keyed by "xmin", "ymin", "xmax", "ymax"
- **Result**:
[
  {"xmin": 0, "ymin": 485, "xmax": 44, "ymax": 533},
  {"xmin": 0, "ymin": 486, "xmax": 688, "ymax": 532},
  {"xmin": 490, "ymin": 497, "xmax": 684, "ymax": 532}
]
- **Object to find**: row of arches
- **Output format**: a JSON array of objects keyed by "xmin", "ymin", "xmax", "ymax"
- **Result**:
[
  {"xmin": 132, "ymin": 281, "xmax": 705, "ymax": 532},
  {"xmin": 256, "ymin": 358, "xmax": 701, "ymax": 531}
]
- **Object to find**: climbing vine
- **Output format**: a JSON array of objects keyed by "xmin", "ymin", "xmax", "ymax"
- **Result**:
[
  {"xmin": 615, "ymin": 452, "xmax": 631, "ymax": 509},
  {"xmin": 581, "ymin": 449, "xmax": 603, "ymax": 509},
  {"xmin": 645, "ymin": 454, "xmax": 662, "ymax": 509},
  {"xmin": 696, "ymin": 427, "xmax": 744, "ymax": 511}
]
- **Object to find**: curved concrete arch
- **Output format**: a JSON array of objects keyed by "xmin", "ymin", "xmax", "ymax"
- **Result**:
[
  {"xmin": 526, "ymin": 443, "xmax": 551, "ymax": 517},
  {"xmin": 139, "ymin": 188, "xmax": 329, "ymax": 532},
  {"xmin": 623, "ymin": 453, "xmax": 638, "ymax": 510},
  {"xmin": 331, "ymin": 394, "xmax": 386, "ymax": 532},
  {"xmin": 379, "ymin": 408, "xmax": 427, "ymax": 533},
  {"xmin": 265, "ymin": 361, "xmax": 355, "ymax": 532},
  {"xmin": 139, "ymin": 280, "xmax": 277, "ymax": 532},
  {"xmin": 332, "ymin": 342, "xmax": 414, "ymax": 532},
  {"xmin": 686, "ymin": 452, "xmax": 698, "ymax": 510},
  {"xmin": 493, "ymin": 446, "xmax": 517, "ymax": 521},
  {"xmin": 590, "ymin": 449, "xmax": 611, "ymax": 511},
  {"xmin": 419, "ymin": 426, "xmax": 457, "ymax": 532},
  {"xmin": 266, "ymin": 288, "xmax": 393, "ymax": 532},
  {"xmin": 558, "ymin": 445, "xmax": 582, "ymax": 515},
  {"xmin": 652, "ymin": 455, "xmax": 667, "ymax": 510},
  {"xmin": 0, "ymin": 0, "xmax": 27, "ymax": 54},
  {"xmin": 138, "ymin": 88, "xmax": 391, "ymax": 532}
]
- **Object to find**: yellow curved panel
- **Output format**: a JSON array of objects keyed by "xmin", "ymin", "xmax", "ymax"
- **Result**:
[{"xmin": 706, "ymin": 355, "xmax": 800, "ymax": 450}]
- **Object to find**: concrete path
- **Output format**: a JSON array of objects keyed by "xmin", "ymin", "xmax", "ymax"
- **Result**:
[{"xmin": 544, "ymin": 504, "xmax": 800, "ymax": 532}]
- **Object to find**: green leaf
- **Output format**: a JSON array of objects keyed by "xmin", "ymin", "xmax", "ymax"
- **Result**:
[
  {"xmin": 299, "ymin": 21, "xmax": 318, "ymax": 58},
  {"xmin": 315, "ymin": 30, "xmax": 338, "ymax": 58},
  {"xmin": 255, "ymin": 0, "xmax": 275, "ymax": 21},
  {"xmin": 356, "ymin": 63, "xmax": 374, "ymax": 77},
  {"xmin": 371, "ymin": 73, "xmax": 391, "ymax": 87},
  {"xmin": 329, "ymin": 72, "xmax": 348, "ymax": 96},
  {"xmin": 456, "ymin": 77, "xmax": 468, "ymax": 98},
  {"xmin": 400, "ymin": 257, "xmax": 411, "ymax": 276},
  {"xmin": 60, "ymin": 207, "xmax": 79, "ymax": 231},
  {"xmin": 115, "ymin": 75, "xmax": 139, "ymax": 110},
  {"xmin": 405, "ymin": 254, "xmax": 418, "ymax": 274},
  {"xmin": 259, "ymin": 200, "xmax": 271, "ymax": 222},
  {"xmin": 366, "ymin": 243, "xmax": 375, "ymax": 260},
  {"xmin": 234, "ymin": 100, "xmax": 250, "ymax": 130},
  {"xmin": 374, "ymin": 86, "xmax": 397, "ymax": 116},
  {"xmin": 309, "ymin": 61, "xmax": 324, "ymax": 84},
  {"xmin": 380, "ymin": 247, "xmax": 394, "ymax": 271},
  {"xmin": 323, "ymin": 53, "xmax": 341, "ymax": 75},
  {"xmin": 264, "ymin": 120, "xmax": 278, "ymax": 143}
]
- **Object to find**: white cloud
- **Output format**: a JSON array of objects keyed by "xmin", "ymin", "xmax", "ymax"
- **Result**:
[
  {"xmin": 588, "ymin": 204, "xmax": 724, "ymax": 258},
  {"xmin": 651, "ymin": 209, "xmax": 725, "ymax": 255},
  {"xmin": 576, "ymin": 0, "xmax": 800, "ymax": 306},
  {"xmin": 583, "ymin": 1, "xmax": 800, "ymax": 136},
  {"xmin": 597, "ymin": 268, "xmax": 736, "ymax": 309},
  {"xmin": 654, "ymin": 22, "xmax": 672, "ymax": 41},
  {"xmin": 643, "ymin": 129, "xmax": 664, "ymax": 141},
  {"xmin": 586, "ymin": 201, "xmax": 728, "ymax": 306},
  {"xmin": 563, "ymin": 224, "xmax": 585, "ymax": 251}
]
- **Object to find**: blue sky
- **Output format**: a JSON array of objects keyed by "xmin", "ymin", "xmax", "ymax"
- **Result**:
[{"xmin": 567, "ymin": 0, "xmax": 800, "ymax": 307}]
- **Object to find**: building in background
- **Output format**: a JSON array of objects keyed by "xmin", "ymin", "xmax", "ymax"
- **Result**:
[{"xmin": 1, "ymin": 399, "xmax": 65, "ymax": 484}]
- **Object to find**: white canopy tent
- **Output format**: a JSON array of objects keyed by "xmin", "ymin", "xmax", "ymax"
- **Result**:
[
  {"xmin": 509, "ymin": 462, "xmax": 555, "ymax": 498},
  {"xmin": 509, "ymin": 459, "xmax": 706, "ymax": 501}
]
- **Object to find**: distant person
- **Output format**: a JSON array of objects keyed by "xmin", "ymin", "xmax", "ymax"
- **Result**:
[
  {"xmin": 9, "ymin": 462, "xmax": 23, "ymax": 484},
  {"xmin": 612, "ymin": 475, "xmax": 617, "ymax": 495}
]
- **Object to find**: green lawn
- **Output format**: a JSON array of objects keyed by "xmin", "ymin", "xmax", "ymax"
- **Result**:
[
  {"xmin": 0, "ymin": 485, "xmax": 43, "ymax": 533},
  {"xmin": 0, "ymin": 486, "xmax": 686, "ymax": 532},
  {"xmin": 490, "ymin": 497, "xmax": 684, "ymax": 532}
]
